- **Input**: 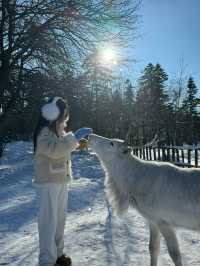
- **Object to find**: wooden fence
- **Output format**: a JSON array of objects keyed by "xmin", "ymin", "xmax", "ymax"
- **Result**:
[{"xmin": 132, "ymin": 146, "xmax": 200, "ymax": 168}]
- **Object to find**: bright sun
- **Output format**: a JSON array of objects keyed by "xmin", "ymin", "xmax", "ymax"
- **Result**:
[
  {"xmin": 98, "ymin": 47, "xmax": 117, "ymax": 66},
  {"xmin": 102, "ymin": 48, "xmax": 115, "ymax": 61}
]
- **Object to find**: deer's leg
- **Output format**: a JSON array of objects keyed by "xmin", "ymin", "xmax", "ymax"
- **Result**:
[
  {"xmin": 159, "ymin": 223, "xmax": 183, "ymax": 266},
  {"xmin": 149, "ymin": 223, "xmax": 160, "ymax": 266}
]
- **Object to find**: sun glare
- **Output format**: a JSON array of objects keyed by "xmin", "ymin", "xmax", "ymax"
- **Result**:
[
  {"xmin": 98, "ymin": 46, "xmax": 118, "ymax": 67},
  {"xmin": 102, "ymin": 48, "xmax": 115, "ymax": 61}
]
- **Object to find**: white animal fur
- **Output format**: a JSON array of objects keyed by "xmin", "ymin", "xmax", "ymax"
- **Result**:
[{"xmin": 89, "ymin": 134, "xmax": 200, "ymax": 266}]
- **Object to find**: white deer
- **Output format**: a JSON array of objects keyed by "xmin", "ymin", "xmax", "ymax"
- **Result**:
[{"xmin": 89, "ymin": 133, "xmax": 200, "ymax": 266}]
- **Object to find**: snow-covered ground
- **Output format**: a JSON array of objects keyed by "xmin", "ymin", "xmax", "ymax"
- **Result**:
[{"xmin": 1, "ymin": 142, "xmax": 200, "ymax": 266}]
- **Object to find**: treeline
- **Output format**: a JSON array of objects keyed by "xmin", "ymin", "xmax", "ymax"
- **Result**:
[
  {"xmin": 1, "ymin": 59, "xmax": 200, "ymax": 148},
  {"xmin": 131, "ymin": 63, "xmax": 200, "ymax": 146},
  {"xmin": 0, "ymin": 1, "xmax": 200, "ymax": 157},
  {"xmin": 72, "ymin": 62, "xmax": 200, "ymax": 146},
  {"xmin": 0, "ymin": 0, "xmax": 139, "ymax": 155}
]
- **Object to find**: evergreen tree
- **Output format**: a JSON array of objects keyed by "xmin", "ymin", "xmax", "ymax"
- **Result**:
[
  {"xmin": 124, "ymin": 79, "xmax": 134, "ymax": 106},
  {"xmin": 182, "ymin": 77, "xmax": 198, "ymax": 115},
  {"xmin": 181, "ymin": 76, "xmax": 199, "ymax": 144},
  {"xmin": 135, "ymin": 63, "xmax": 169, "ymax": 143},
  {"xmin": 109, "ymin": 89, "xmax": 124, "ymax": 137},
  {"xmin": 123, "ymin": 79, "xmax": 135, "ymax": 134}
]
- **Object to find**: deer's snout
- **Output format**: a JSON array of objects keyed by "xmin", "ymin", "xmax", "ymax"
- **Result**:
[
  {"xmin": 88, "ymin": 134, "xmax": 96, "ymax": 147},
  {"xmin": 88, "ymin": 134, "xmax": 106, "ymax": 147}
]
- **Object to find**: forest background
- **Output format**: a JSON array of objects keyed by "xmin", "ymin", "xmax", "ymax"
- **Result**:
[{"xmin": 1, "ymin": 0, "xmax": 200, "ymax": 157}]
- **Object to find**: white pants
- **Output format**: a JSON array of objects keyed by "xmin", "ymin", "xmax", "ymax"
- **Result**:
[{"xmin": 36, "ymin": 183, "xmax": 68, "ymax": 266}]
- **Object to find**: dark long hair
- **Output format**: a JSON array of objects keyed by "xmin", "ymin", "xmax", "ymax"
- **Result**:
[{"xmin": 33, "ymin": 97, "xmax": 69, "ymax": 153}]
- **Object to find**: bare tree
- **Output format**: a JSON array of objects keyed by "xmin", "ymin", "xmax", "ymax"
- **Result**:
[
  {"xmin": 168, "ymin": 58, "xmax": 187, "ymax": 144},
  {"xmin": 0, "ymin": 0, "xmax": 140, "ymax": 135}
]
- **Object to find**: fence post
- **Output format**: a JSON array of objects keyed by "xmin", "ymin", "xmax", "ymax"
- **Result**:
[
  {"xmin": 142, "ymin": 148, "xmax": 146, "ymax": 160},
  {"xmin": 176, "ymin": 149, "xmax": 180, "ymax": 163},
  {"xmin": 172, "ymin": 148, "xmax": 175, "ymax": 162},
  {"xmin": 162, "ymin": 147, "xmax": 167, "ymax": 161},
  {"xmin": 188, "ymin": 150, "xmax": 191, "ymax": 166},
  {"xmin": 153, "ymin": 148, "xmax": 157, "ymax": 160},
  {"xmin": 158, "ymin": 147, "xmax": 161, "ymax": 160},
  {"xmin": 195, "ymin": 149, "xmax": 198, "ymax": 168},
  {"xmin": 167, "ymin": 148, "xmax": 170, "ymax": 161},
  {"xmin": 149, "ymin": 147, "xmax": 152, "ymax": 160},
  {"xmin": 146, "ymin": 147, "xmax": 149, "ymax": 160},
  {"xmin": 181, "ymin": 149, "xmax": 185, "ymax": 164},
  {"xmin": 139, "ymin": 148, "xmax": 142, "ymax": 158}
]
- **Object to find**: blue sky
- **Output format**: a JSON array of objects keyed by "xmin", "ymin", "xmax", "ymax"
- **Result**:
[{"xmin": 132, "ymin": 0, "xmax": 200, "ymax": 87}]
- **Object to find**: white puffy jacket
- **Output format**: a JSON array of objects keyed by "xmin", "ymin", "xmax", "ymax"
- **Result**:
[{"xmin": 34, "ymin": 127, "xmax": 78, "ymax": 184}]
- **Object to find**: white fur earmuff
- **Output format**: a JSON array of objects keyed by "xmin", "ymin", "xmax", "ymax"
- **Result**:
[{"xmin": 41, "ymin": 97, "xmax": 62, "ymax": 121}]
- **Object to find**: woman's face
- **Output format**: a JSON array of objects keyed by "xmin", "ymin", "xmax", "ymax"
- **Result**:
[
  {"xmin": 64, "ymin": 108, "xmax": 69, "ymax": 119},
  {"xmin": 56, "ymin": 108, "xmax": 69, "ymax": 133}
]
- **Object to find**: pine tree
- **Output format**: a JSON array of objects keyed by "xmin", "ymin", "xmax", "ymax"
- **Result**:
[
  {"xmin": 182, "ymin": 77, "xmax": 198, "ymax": 116},
  {"xmin": 109, "ymin": 89, "xmax": 124, "ymax": 137},
  {"xmin": 124, "ymin": 79, "xmax": 134, "ymax": 107},
  {"xmin": 135, "ymin": 63, "xmax": 169, "ymax": 142},
  {"xmin": 181, "ymin": 76, "xmax": 199, "ymax": 144},
  {"xmin": 123, "ymin": 79, "xmax": 135, "ymax": 134}
]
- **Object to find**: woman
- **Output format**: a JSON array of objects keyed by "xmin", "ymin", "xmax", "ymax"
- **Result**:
[{"xmin": 33, "ymin": 96, "xmax": 92, "ymax": 266}]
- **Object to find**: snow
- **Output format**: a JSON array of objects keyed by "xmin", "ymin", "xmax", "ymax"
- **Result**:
[{"xmin": 1, "ymin": 142, "xmax": 200, "ymax": 265}]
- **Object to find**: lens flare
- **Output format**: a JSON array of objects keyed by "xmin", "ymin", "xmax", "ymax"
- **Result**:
[{"xmin": 98, "ymin": 46, "xmax": 118, "ymax": 67}]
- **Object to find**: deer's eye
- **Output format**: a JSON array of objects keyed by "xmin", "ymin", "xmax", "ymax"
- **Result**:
[{"xmin": 110, "ymin": 141, "xmax": 114, "ymax": 146}]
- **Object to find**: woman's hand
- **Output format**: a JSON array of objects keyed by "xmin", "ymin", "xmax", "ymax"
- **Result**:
[{"xmin": 74, "ymin": 128, "xmax": 93, "ymax": 141}]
